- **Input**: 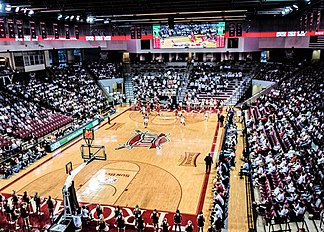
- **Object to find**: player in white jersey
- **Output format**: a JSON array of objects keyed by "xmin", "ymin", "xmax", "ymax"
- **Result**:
[
  {"xmin": 143, "ymin": 114, "xmax": 149, "ymax": 128},
  {"xmin": 204, "ymin": 111, "xmax": 209, "ymax": 121},
  {"xmin": 180, "ymin": 114, "xmax": 185, "ymax": 126}
]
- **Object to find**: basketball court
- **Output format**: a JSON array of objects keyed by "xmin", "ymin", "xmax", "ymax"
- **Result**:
[{"xmin": 0, "ymin": 106, "xmax": 242, "ymax": 230}]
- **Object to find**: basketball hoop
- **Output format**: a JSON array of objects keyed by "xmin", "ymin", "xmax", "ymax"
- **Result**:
[{"xmin": 49, "ymin": 129, "xmax": 107, "ymax": 231}]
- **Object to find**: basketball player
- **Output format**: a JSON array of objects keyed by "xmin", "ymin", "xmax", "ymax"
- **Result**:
[
  {"xmin": 3, "ymin": 199, "xmax": 11, "ymax": 223},
  {"xmin": 204, "ymin": 111, "xmax": 209, "ymax": 121},
  {"xmin": 10, "ymin": 205, "xmax": 20, "ymax": 230},
  {"xmin": 197, "ymin": 211, "xmax": 205, "ymax": 232},
  {"xmin": 173, "ymin": 209, "xmax": 182, "ymax": 232},
  {"xmin": 114, "ymin": 206, "xmax": 121, "ymax": 219},
  {"xmin": 143, "ymin": 114, "xmax": 149, "ymax": 128},
  {"xmin": 146, "ymin": 103, "xmax": 151, "ymax": 115},
  {"xmin": 156, "ymin": 103, "xmax": 161, "ymax": 116},
  {"xmin": 11, "ymin": 190, "xmax": 18, "ymax": 209},
  {"xmin": 33, "ymin": 192, "xmax": 42, "ymax": 215},
  {"xmin": 185, "ymin": 220, "xmax": 193, "ymax": 232},
  {"xmin": 174, "ymin": 108, "xmax": 178, "ymax": 119},
  {"xmin": 116, "ymin": 214, "xmax": 126, "ymax": 232},
  {"xmin": 210, "ymin": 99, "xmax": 215, "ymax": 111},
  {"xmin": 47, "ymin": 196, "xmax": 54, "ymax": 219},
  {"xmin": 161, "ymin": 218, "xmax": 169, "ymax": 232},
  {"xmin": 22, "ymin": 191, "xmax": 31, "ymax": 213},
  {"xmin": 151, "ymin": 209, "xmax": 159, "ymax": 231},
  {"xmin": 96, "ymin": 204, "xmax": 103, "ymax": 218},
  {"xmin": 134, "ymin": 205, "xmax": 141, "ymax": 223},
  {"xmin": 205, "ymin": 99, "xmax": 209, "ymax": 111},
  {"xmin": 20, "ymin": 203, "xmax": 32, "ymax": 229},
  {"xmin": 97, "ymin": 214, "xmax": 109, "ymax": 231},
  {"xmin": 180, "ymin": 114, "xmax": 185, "ymax": 126},
  {"xmin": 136, "ymin": 214, "xmax": 145, "ymax": 232},
  {"xmin": 177, "ymin": 104, "xmax": 182, "ymax": 113},
  {"xmin": 141, "ymin": 105, "xmax": 146, "ymax": 114}
]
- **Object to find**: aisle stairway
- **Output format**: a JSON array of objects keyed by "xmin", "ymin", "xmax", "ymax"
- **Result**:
[
  {"xmin": 224, "ymin": 77, "xmax": 252, "ymax": 106},
  {"xmin": 177, "ymin": 72, "xmax": 190, "ymax": 103},
  {"xmin": 124, "ymin": 75, "xmax": 135, "ymax": 103}
]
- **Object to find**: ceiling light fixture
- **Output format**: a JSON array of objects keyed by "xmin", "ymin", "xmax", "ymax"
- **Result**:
[
  {"xmin": 28, "ymin": 9, "xmax": 34, "ymax": 16},
  {"xmin": 5, "ymin": 4, "xmax": 11, "ymax": 12}
]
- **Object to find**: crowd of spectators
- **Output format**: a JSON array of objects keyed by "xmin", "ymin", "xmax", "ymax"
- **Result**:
[
  {"xmin": 182, "ymin": 62, "xmax": 248, "ymax": 109},
  {"xmin": 132, "ymin": 67, "xmax": 185, "ymax": 106},
  {"xmin": 187, "ymin": 63, "xmax": 243, "ymax": 97},
  {"xmin": 5, "ymin": 66, "xmax": 108, "ymax": 125},
  {"xmin": 255, "ymin": 62, "xmax": 300, "ymax": 82},
  {"xmin": 246, "ymin": 62, "xmax": 323, "ymax": 225},
  {"xmin": 0, "ymin": 143, "xmax": 47, "ymax": 178},
  {"xmin": 209, "ymin": 108, "xmax": 237, "ymax": 231},
  {"xmin": 87, "ymin": 61, "xmax": 122, "ymax": 79},
  {"xmin": 0, "ymin": 92, "xmax": 72, "ymax": 140},
  {"xmin": 0, "ymin": 64, "xmax": 112, "ymax": 178}
]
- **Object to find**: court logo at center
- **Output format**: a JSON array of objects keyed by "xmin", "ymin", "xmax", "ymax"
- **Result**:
[{"xmin": 115, "ymin": 130, "xmax": 169, "ymax": 150}]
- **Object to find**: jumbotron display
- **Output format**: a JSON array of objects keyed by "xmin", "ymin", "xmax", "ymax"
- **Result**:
[{"xmin": 153, "ymin": 23, "xmax": 225, "ymax": 49}]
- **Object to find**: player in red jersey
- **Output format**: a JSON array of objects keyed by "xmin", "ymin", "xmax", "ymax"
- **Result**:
[{"xmin": 156, "ymin": 103, "xmax": 161, "ymax": 116}]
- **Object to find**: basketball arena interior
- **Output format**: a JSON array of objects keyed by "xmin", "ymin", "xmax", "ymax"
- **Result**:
[{"xmin": 0, "ymin": 0, "xmax": 323, "ymax": 231}]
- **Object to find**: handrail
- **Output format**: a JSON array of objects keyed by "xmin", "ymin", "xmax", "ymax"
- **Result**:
[{"xmin": 242, "ymin": 82, "xmax": 278, "ymax": 107}]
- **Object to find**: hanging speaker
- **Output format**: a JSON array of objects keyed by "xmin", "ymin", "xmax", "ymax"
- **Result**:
[
  {"xmin": 229, "ymin": 23, "xmax": 235, "ymax": 37},
  {"xmin": 65, "ymin": 24, "xmax": 70, "ymax": 39},
  {"xmin": 236, "ymin": 23, "xmax": 242, "ymax": 37},
  {"xmin": 30, "ymin": 21, "xmax": 36, "ymax": 39},
  {"xmin": 40, "ymin": 22, "xmax": 47, "ymax": 39},
  {"xmin": 8, "ymin": 19, "xmax": 15, "ymax": 38},
  {"xmin": 136, "ymin": 26, "xmax": 141, "ymax": 39},
  {"xmin": 75, "ymin": 25, "xmax": 79, "ymax": 39},
  {"xmin": 16, "ymin": 20, "xmax": 23, "ymax": 39},
  {"xmin": 0, "ymin": 18, "xmax": 5, "ymax": 38},
  {"xmin": 130, "ymin": 27, "xmax": 135, "ymax": 39},
  {"xmin": 53, "ymin": 23, "xmax": 59, "ymax": 39}
]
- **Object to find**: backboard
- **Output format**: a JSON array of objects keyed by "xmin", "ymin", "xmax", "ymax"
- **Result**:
[{"xmin": 81, "ymin": 144, "xmax": 106, "ymax": 162}]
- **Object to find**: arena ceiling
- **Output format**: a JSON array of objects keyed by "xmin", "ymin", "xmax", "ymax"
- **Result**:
[{"xmin": 4, "ymin": 0, "xmax": 324, "ymax": 23}]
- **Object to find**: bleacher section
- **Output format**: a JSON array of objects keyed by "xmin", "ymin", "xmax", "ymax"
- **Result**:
[
  {"xmin": 131, "ymin": 63, "xmax": 187, "ymax": 107},
  {"xmin": 254, "ymin": 62, "xmax": 301, "ymax": 82},
  {"xmin": 0, "ymin": 92, "xmax": 72, "ymax": 140},
  {"xmin": 245, "ymin": 62, "xmax": 324, "ymax": 232},
  {"xmin": 87, "ymin": 61, "xmax": 122, "ymax": 79},
  {"xmin": 184, "ymin": 62, "xmax": 253, "ymax": 107},
  {"xmin": 5, "ymin": 66, "xmax": 109, "ymax": 123}
]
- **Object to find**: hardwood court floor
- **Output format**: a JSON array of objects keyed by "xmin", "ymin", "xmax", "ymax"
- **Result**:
[{"xmin": 0, "ymin": 108, "xmax": 223, "ymax": 215}]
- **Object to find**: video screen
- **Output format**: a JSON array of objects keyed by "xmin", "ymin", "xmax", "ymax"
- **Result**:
[{"xmin": 153, "ymin": 23, "xmax": 225, "ymax": 49}]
